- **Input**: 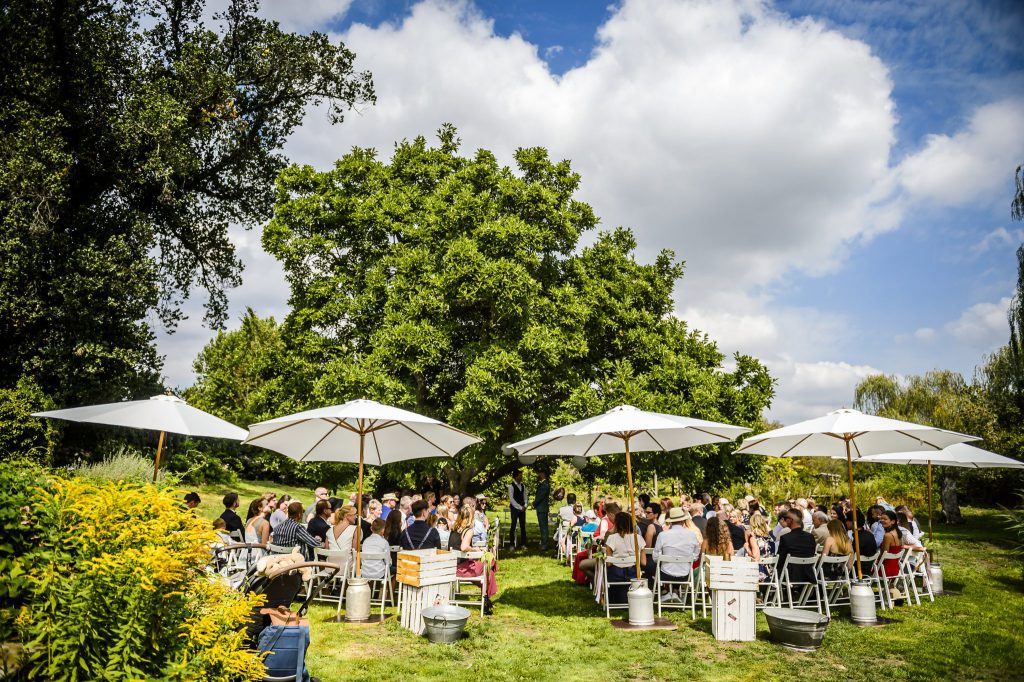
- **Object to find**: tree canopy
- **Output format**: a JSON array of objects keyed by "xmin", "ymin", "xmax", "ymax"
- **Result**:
[
  {"xmin": 0, "ymin": 0, "xmax": 374, "ymax": 418},
  {"xmin": 244, "ymin": 126, "xmax": 774, "ymax": 494}
]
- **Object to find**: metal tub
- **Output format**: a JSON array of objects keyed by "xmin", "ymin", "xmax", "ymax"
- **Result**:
[
  {"xmin": 420, "ymin": 605, "xmax": 471, "ymax": 644},
  {"xmin": 763, "ymin": 607, "xmax": 829, "ymax": 651}
]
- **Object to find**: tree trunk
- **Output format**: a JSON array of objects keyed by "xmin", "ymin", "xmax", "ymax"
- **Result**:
[{"xmin": 940, "ymin": 469, "xmax": 963, "ymax": 525}]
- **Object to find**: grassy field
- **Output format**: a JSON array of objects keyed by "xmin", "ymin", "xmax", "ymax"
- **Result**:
[{"xmin": 187, "ymin": 486, "xmax": 1024, "ymax": 680}]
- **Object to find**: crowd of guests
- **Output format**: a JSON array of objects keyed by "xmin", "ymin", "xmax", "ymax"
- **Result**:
[
  {"xmin": 206, "ymin": 485, "xmax": 499, "ymax": 615},
  {"xmin": 564, "ymin": 491, "xmax": 929, "ymax": 603}
]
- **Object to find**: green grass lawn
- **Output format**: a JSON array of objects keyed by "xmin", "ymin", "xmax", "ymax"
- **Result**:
[{"xmin": 294, "ymin": 507, "xmax": 1023, "ymax": 682}]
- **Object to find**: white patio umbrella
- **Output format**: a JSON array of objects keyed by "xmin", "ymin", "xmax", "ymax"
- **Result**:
[
  {"xmin": 734, "ymin": 408, "xmax": 980, "ymax": 577},
  {"xmin": 242, "ymin": 399, "xmax": 482, "ymax": 570},
  {"xmin": 33, "ymin": 394, "xmax": 248, "ymax": 481},
  {"xmin": 506, "ymin": 405, "xmax": 751, "ymax": 580},
  {"xmin": 858, "ymin": 444, "xmax": 1024, "ymax": 541}
]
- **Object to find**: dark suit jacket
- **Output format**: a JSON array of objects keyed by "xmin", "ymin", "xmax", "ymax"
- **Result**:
[
  {"xmin": 220, "ymin": 508, "xmax": 244, "ymax": 536},
  {"xmin": 776, "ymin": 528, "xmax": 817, "ymax": 583}
]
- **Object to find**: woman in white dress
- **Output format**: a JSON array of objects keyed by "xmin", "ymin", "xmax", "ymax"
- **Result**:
[{"xmin": 243, "ymin": 498, "xmax": 270, "ymax": 562}]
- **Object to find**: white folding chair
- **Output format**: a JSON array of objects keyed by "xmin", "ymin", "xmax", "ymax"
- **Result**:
[
  {"xmin": 654, "ymin": 555, "xmax": 698, "ymax": 619},
  {"xmin": 779, "ymin": 555, "xmax": 822, "ymax": 613},
  {"xmin": 311, "ymin": 548, "xmax": 351, "ymax": 616},
  {"xmin": 556, "ymin": 521, "xmax": 573, "ymax": 564},
  {"xmin": 907, "ymin": 550, "xmax": 934, "ymax": 604},
  {"xmin": 756, "ymin": 555, "xmax": 782, "ymax": 610},
  {"xmin": 229, "ymin": 529, "xmax": 244, "ymax": 543},
  {"xmin": 855, "ymin": 550, "xmax": 887, "ymax": 610},
  {"xmin": 353, "ymin": 551, "xmax": 394, "ymax": 618},
  {"xmin": 267, "ymin": 542, "xmax": 299, "ymax": 555},
  {"xmin": 877, "ymin": 548, "xmax": 913, "ymax": 608},
  {"xmin": 491, "ymin": 517, "xmax": 501, "ymax": 563},
  {"xmin": 816, "ymin": 554, "xmax": 853, "ymax": 618},
  {"xmin": 451, "ymin": 550, "xmax": 489, "ymax": 616},
  {"xmin": 602, "ymin": 557, "xmax": 637, "ymax": 618}
]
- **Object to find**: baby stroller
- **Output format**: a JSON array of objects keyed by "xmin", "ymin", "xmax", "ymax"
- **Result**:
[{"xmin": 237, "ymin": 554, "xmax": 342, "ymax": 682}]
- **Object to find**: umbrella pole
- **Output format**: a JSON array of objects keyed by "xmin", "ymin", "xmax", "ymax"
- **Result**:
[
  {"xmin": 927, "ymin": 460, "xmax": 934, "ymax": 543},
  {"xmin": 845, "ymin": 437, "xmax": 862, "ymax": 580},
  {"xmin": 356, "ymin": 428, "xmax": 364, "ymax": 576},
  {"xmin": 153, "ymin": 431, "xmax": 166, "ymax": 483},
  {"xmin": 623, "ymin": 436, "xmax": 641, "ymax": 580}
]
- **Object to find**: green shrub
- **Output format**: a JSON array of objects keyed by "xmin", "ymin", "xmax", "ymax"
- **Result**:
[
  {"xmin": 74, "ymin": 447, "xmax": 167, "ymax": 484},
  {"xmin": 999, "ymin": 490, "xmax": 1024, "ymax": 580},
  {"xmin": 0, "ymin": 461, "xmax": 264, "ymax": 681}
]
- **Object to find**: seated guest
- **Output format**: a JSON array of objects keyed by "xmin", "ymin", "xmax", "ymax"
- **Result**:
[
  {"xmin": 605, "ymin": 512, "xmax": 646, "ymax": 604},
  {"xmin": 729, "ymin": 509, "xmax": 760, "ymax": 560},
  {"xmin": 435, "ymin": 517, "xmax": 451, "ymax": 546},
  {"xmin": 820, "ymin": 519, "xmax": 853, "ymax": 578},
  {"xmin": 572, "ymin": 503, "xmax": 585, "ymax": 526},
  {"xmin": 722, "ymin": 507, "xmax": 747, "ymax": 556},
  {"xmin": 184, "ymin": 492, "xmax": 201, "ymax": 510},
  {"xmin": 776, "ymin": 510, "xmax": 816, "ymax": 584},
  {"xmin": 328, "ymin": 505, "xmax": 356, "ymax": 552},
  {"xmin": 689, "ymin": 503, "xmax": 707, "ymax": 534},
  {"xmin": 868, "ymin": 505, "xmax": 886, "ymax": 545},
  {"xmin": 219, "ymin": 492, "xmax": 244, "ymax": 536},
  {"xmin": 401, "ymin": 500, "xmax": 441, "ymax": 550},
  {"xmin": 449, "ymin": 506, "xmax": 498, "ymax": 614},
  {"xmin": 559, "ymin": 493, "xmax": 578, "ymax": 524},
  {"xmin": 811, "ymin": 511, "xmax": 830, "ymax": 546},
  {"xmin": 359, "ymin": 518, "xmax": 392, "ymax": 579},
  {"xmin": 653, "ymin": 508, "xmax": 700, "ymax": 599},
  {"xmin": 876, "ymin": 496, "xmax": 895, "ymax": 512},
  {"xmin": 749, "ymin": 512, "xmax": 772, "ymax": 556},
  {"xmin": 638, "ymin": 503, "xmax": 662, "ymax": 549},
  {"xmin": 701, "ymin": 516, "xmax": 734, "ymax": 561},
  {"xmin": 244, "ymin": 498, "xmax": 271, "ymax": 549},
  {"xmin": 579, "ymin": 502, "xmax": 621, "ymax": 583},
  {"xmin": 269, "ymin": 495, "xmax": 291, "ymax": 530},
  {"xmin": 380, "ymin": 492, "xmax": 398, "ymax": 520},
  {"xmin": 272, "ymin": 501, "xmax": 323, "ymax": 559},
  {"xmin": 845, "ymin": 510, "xmax": 878, "ymax": 577},
  {"xmin": 897, "ymin": 510, "xmax": 929, "ymax": 574},
  {"xmin": 307, "ymin": 499, "xmax": 332, "ymax": 545},
  {"xmin": 580, "ymin": 510, "xmax": 599, "ymax": 533},
  {"xmin": 736, "ymin": 498, "xmax": 751, "ymax": 524},
  {"xmin": 770, "ymin": 502, "xmax": 791, "ymax": 542},
  {"xmin": 212, "ymin": 517, "xmax": 232, "ymax": 547},
  {"xmin": 895, "ymin": 505, "xmax": 922, "ymax": 538},
  {"xmin": 878, "ymin": 510, "xmax": 904, "ymax": 583},
  {"xmin": 658, "ymin": 497, "xmax": 674, "ymax": 525}
]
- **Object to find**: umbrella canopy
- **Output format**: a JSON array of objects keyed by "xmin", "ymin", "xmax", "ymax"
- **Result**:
[
  {"xmin": 33, "ymin": 394, "xmax": 248, "ymax": 481},
  {"xmin": 242, "ymin": 399, "xmax": 482, "ymax": 464},
  {"xmin": 858, "ymin": 444, "xmax": 1024, "ymax": 542},
  {"xmin": 507, "ymin": 405, "xmax": 751, "ymax": 579},
  {"xmin": 735, "ymin": 408, "xmax": 980, "ymax": 577},
  {"xmin": 243, "ymin": 399, "xmax": 482, "ymax": 573},
  {"xmin": 509, "ymin": 405, "xmax": 751, "ymax": 457},
  {"xmin": 857, "ymin": 443, "xmax": 1024, "ymax": 468}
]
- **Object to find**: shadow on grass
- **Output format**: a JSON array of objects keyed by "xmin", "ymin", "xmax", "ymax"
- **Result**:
[
  {"xmin": 497, "ymin": 579, "xmax": 603, "ymax": 617},
  {"xmin": 992, "ymin": 574, "xmax": 1024, "ymax": 592}
]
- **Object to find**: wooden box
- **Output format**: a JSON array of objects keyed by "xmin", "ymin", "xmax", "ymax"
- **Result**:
[
  {"xmin": 396, "ymin": 548, "xmax": 457, "ymax": 587},
  {"xmin": 708, "ymin": 557, "xmax": 758, "ymax": 642}
]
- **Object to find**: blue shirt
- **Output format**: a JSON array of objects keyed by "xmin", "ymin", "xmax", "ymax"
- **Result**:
[{"xmin": 379, "ymin": 506, "xmax": 390, "ymax": 520}]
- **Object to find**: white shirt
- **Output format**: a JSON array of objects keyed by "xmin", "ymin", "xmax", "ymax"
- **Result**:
[
  {"xmin": 359, "ymin": 534, "xmax": 392, "ymax": 579},
  {"xmin": 508, "ymin": 482, "xmax": 528, "ymax": 511},
  {"xmin": 605, "ymin": 532, "xmax": 644, "ymax": 561},
  {"xmin": 652, "ymin": 526, "xmax": 700, "ymax": 577},
  {"xmin": 558, "ymin": 504, "xmax": 575, "ymax": 524},
  {"xmin": 801, "ymin": 509, "xmax": 813, "ymax": 532},
  {"xmin": 328, "ymin": 524, "xmax": 355, "ymax": 552}
]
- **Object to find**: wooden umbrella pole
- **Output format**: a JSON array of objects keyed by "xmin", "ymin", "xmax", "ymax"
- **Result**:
[
  {"xmin": 623, "ymin": 436, "xmax": 641, "ymax": 580},
  {"xmin": 153, "ymin": 431, "xmax": 166, "ymax": 483},
  {"xmin": 356, "ymin": 424, "xmax": 364, "ymax": 576},
  {"xmin": 927, "ymin": 460, "xmax": 934, "ymax": 543},
  {"xmin": 846, "ymin": 437, "xmax": 862, "ymax": 580}
]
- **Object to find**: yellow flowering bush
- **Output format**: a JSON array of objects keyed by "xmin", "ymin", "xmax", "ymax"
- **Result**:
[{"xmin": 0, "ymin": 462, "xmax": 265, "ymax": 681}]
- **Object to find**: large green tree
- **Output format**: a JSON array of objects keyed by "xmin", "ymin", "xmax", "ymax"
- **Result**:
[
  {"xmin": 258, "ymin": 126, "xmax": 774, "ymax": 495},
  {"xmin": 854, "ymin": 370, "xmax": 999, "ymax": 523},
  {"xmin": 0, "ymin": 0, "xmax": 374, "ymax": 420}
]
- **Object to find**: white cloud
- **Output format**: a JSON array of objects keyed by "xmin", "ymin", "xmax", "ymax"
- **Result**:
[
  {"xmin": 971, "ymin": 227, "xmax": 1024, "ymax": 256},
  {"xmin": 944, "ymin": 297, "xmax": 1012, "ymax": 348},
  {"xmin": 766, "ymin": 357, "xmax": 882, "ymax": 424},
  {"xmin": 913, "ymin": 327, "xmax": 936, "ymax": 342},
  {"xmin": 898, "ymin": 98, "xmax": 1024, "ymax": 206}
]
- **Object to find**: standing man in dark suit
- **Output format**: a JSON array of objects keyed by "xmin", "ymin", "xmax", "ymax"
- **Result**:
[
  {"xmin": 219, "ymin": 492, "xmax": 244, "ymax": 536},
  {"xmin": 534, "ymin": 470, "xmax": 551, "ymax": 550},
  {"xmin": 776, "ymin": 509, "xmax": 817, "ymax": 584},
  {"xmin": 508, "ymin": 470, "xmax": 528, "ymax": 549}
]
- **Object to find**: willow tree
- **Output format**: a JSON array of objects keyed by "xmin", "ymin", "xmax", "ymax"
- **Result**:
[{"xmin": 264, "ymin": 126, "xmax": 774, "ymax": 495}]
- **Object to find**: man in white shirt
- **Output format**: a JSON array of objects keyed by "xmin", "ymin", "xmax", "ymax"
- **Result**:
[
  {"xmin": 795, "ymin": 498, "xmax": 813, "ymax": 532},
  {"xmin": 811, "ymin": 511, "xmax": 830, "ymax": 546},
  {"xmin": 508, "ymin": 470, "xmax": 528, "ymax": 548},
  {"xmin": 360, "ymin": 518, "xmax": 393, "ymax": 579},
  {"xmin": 556, "ymin": 493, "xmax": 578, "ymax": 557},
  {"xmin": 653, "ymin": 508, "xmax": 701, "ymax": 600}
]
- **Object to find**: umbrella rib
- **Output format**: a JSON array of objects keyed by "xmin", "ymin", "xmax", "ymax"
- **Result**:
[
  {"xmin": 894, "ymin": 430, "xmax": 945, "ymax": 450},
  {"xmin": 299, "ymin": 423, "xmax": 342, "ymax": 462},
  {"xmin": 518, "ymin": 437, "xmax": 561, "ymax": 456},
  {"xmin": 643, "ymin": 430, "xmax": 668, "ymax": 452},
  {"xmin": 774, "ymin": 433, "xmax": 815, "ymax": 458},
  {"xmin": 683, "ymin": 426, "xmax": 737, "ymax": 443},
  {"xmin": 852, "ymin": 439, "xmax": 864, "ymax": 459},
  {"xmin": 371, "ymin": 429, "xmax": 383, "ymax": 465},
  {"xmin": 580, "ymin": 434, "xmax": 603, "ymax": 457},
  {"xmin": 394, "ymin": 421, "xmax": 455, "ymax": 456},
  {"xmin": 244, "ymin": 419, "xmax": 310, "ymax": 443}
]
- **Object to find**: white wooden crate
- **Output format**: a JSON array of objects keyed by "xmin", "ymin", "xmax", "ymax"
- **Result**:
[
  {"xmin": 396, "ymin": 548, "xmax": 457, "ymax": 587},
  {"xmin": 708, "ymin": 557, "xmax": 758, "ymax": 641},
  {"xmin": 397, "ymin": 582, "xmax": 453, "ymax": 635}
]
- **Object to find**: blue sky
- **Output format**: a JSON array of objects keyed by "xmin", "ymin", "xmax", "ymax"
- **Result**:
[{"xmin": 159, "ymin": 0, "xmax": 1024, "ymax": 422}]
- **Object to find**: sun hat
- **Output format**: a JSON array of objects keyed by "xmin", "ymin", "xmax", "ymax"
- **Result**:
[
  {"xmin": 666, "ymin": 507, "xmax": 691, "ymax": 524},
  {"xmin": 382, "ymin": 493, "xmax": 398, "ymax": 502}
]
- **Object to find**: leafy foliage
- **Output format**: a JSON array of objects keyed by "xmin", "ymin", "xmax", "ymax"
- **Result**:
[
  {"xmin": 0, "ymin": 0, "xmax": 374, "ymax": 419},
  {"xmin": 251, "ymin": 126, "xmax": 774, "ymax": 494},
  {"xmin": 0, "ymin": 461, "xmax": 264, "ymax": 680}
]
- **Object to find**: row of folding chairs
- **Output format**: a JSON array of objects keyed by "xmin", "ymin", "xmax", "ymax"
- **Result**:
[
  {"xmin": 762, "ymin": 547, "xmax": 934, "ymax": 617},
  {"xmin": 599, "ymin": 547, "xmax": 934, "ymax": 620}
]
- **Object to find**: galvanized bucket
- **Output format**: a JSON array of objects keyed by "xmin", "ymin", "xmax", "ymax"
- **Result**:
[
  {"xmin": 421, "ymin": 605, "xmax": 471, "ymax": 644},
  {"xmin": 764, "ymin": 607, "xmax": 830, "ymax": 651}
]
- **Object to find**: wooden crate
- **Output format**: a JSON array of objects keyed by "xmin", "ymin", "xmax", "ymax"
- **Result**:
[
  {"xmin": 708, "ymin": 557, "xmax": 758, "ymax": 642},
  {"xmin": 396, "ymin": 548, "xmax": 457, "ymax": 587},
  {"xmin": 397, "ymin": 582, "xmax": 453, "ymax": 635}
]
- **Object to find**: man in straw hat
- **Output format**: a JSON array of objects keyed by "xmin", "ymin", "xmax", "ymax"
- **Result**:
[
  {"xmin": 652, "ymin": 507, "xmax": 701, "ymax": 602},
  {"xmin": 380, "ymin": 492, "xmax": 398, "ymax": 520}
]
